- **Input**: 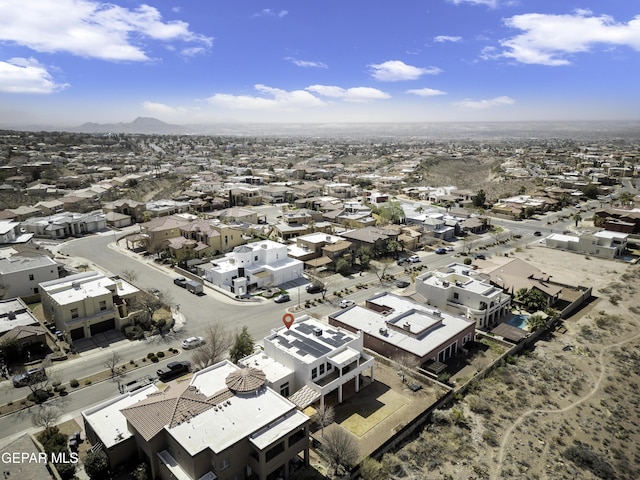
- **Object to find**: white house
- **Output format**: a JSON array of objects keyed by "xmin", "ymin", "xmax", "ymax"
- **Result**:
[
  {"xmin": 240, "ymin": 315, "xmax": 375, "ymax": 410},
  {"xmin": 0, "ymin": 255, "xmax": 62, "ymax": 300},
  {"xmin": 39, "ymin": 271, "xmax": 140, "ymax": 342},
  {"xmin": 20, "ymin": 211, "xmax": 107, "ymax": 239},
  {"xmin": 415, "ymin": 263, "xmax": 511, "ymax": 329},
  {"xmin": 202, "ymin": 240, "xmax": 303, "ymax": 296},
  {"xmin": 545, "ymin": 230, "xmax": 628, "ymax": 259}
]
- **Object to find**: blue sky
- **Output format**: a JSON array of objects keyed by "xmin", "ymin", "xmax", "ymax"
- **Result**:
[{"xmin": 1, "ymin": 0, "xmax": 639, "ymax": 126}]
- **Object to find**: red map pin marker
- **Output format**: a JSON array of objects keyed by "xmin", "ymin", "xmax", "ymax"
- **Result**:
[{"xmin": 282, "ymin": 313, "xmax": 295, "ymax": 330}]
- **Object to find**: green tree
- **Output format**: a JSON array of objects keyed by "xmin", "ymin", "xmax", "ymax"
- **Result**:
[
  {"xmin": 355, "ymin": 246, "xmax": 372, "ymax": 270},
  {"xmin": 335, "ymin": 258, "xmax": 350, "ymax": 275},
  {"xmin": 377, "ymin": 200, "xmax": 404, "ymax": 225},
  {"xmin": 473, "ymin": 189, "xmax": 487, "ymax": 208},
  {"xmin": 580, "ymin": 183, "xmax": 599, "ymax": 199},
  {"xmin": 84, "ymin": 450, "xmax": 110, "ymax": 479},
  {"xmin": 229, "ymin": 326, "xmax": 254, "ymax": 364},
  {"xmin": 526, "ymin": 313, "xmax": 548, "ymax": 331}
]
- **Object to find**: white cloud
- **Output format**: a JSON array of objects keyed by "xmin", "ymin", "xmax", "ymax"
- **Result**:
[
  {"xmin": 254, "ymin": 9, "xmax": 288, "ymax": 18},
  {"xmin": 207, "ymin": 84, "xmax": 326, "ymax": 110},
  {"xmin": 285, "ymin": 57, "xmax": 328, "ymax": 69},
  {"xmin": 455, "ymin": 96, "xmax": 515, "ymax": 109},
  {"xmin": 306, "ymin": 85, "xmax": 390, "ymax": 102},
  {"xmin": 142, "ymin": 101, "xmax": 188, "ymax": 116},
  {"xmin": 369, "ymin": 60, "xmax": 442, "ymax": 81},
  {"xmin": 406, "ymin": 88, "xmax": 447, "ymax": 97},
  {"xmin": 0, "ymin": 57, "xmax": 68, "ymax": 94},
  {"xmin": 434, "ymin": 35, "xmax": 462, "ymax": 43},
  {"xmin": 500, "ymin": 12, "xmax": 640, "ymax": 66},
  {"xmin": 0, "ymin": 0, "xmax": 212, "ymax": 62},
  {"xmin": 448, "ymin": 0, "xmax": 498, "ymax": 8}
]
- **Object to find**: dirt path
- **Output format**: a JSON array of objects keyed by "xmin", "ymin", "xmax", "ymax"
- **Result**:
[{"xmin": 491, "ymin": 328, "xmax": 640, "ymax": 480}]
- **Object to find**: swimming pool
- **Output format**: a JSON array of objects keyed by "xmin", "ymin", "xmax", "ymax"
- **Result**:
[{"xmin": 508, "ymin": 314, "xmax": 530, "ymax": 330}]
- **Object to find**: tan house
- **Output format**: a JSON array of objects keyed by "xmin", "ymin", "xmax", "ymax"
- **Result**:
[
  {"xmin": 39, "ymin": 271, "xmax": 140, "ymax": 342},
  {"xmin": 83, "ymin": 360, "xmax": 309, "ymax": 480},
  {"xmin": 140, "ymin": 216, "xmax": 247, "ymax": 259}
]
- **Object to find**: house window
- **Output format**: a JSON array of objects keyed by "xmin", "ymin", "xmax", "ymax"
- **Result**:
[
  {"xmin": 319, "ymin": 364, "xmax": 325, "ymax": 375},
  {"xmin": 326, "ymin": 362, "xmax": 332, "ymax": 371},
  {"xmin": 33, "ymin": 287, "xmax": 39, "ymax": 294},
  {"xmin": 453, "ymin": 292, "xmax": 459, "ymax": 300},
  {"xmin": 280, "ymin": 382, "xmax": 290, "ymax": 397},
  {"xmin": 71, "ymin": 308, "xmax": 79, "ymax": 319},
  {"xmin": 99, "ymin": 301, "xmax": 107, "ymax": 311},
  {"xmin": 29, "ymin": 274, "xmax": 35, "ymax": 281},
  {"xmin": 311, "ymin": 367, "xmax": 317, "ymax": 379},
  {"xmin": 220, "ymin": 458, "xmax": 230, "ymax": 471},
  {"xmin": 255, "ymin": 256, "xmax": 258, "ymax": 262}
]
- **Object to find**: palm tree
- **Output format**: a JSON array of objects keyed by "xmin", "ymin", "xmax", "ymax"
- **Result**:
[{"xmin": 573, "ymin": 212, "xmax": 582, "ymax": 227}]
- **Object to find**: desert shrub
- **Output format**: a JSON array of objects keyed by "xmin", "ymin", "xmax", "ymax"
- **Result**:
[
  {"xmin": 150, "ymin": 355, "xmax": 159, "ymax": 363},
  {"xmin": 70, "ymin": 379, "xmax": 79, "ymax": 388},
  {"xmin": 147, "ymin": 352, "xmax": 155, "ymax": 359},
  {"xmin": 562, "ymin": 442, "xmax": 615, "ymax": 479},
  {"xmin": 27, "ymin": 389, "xmax": 49, "ymax": 404},
  {"xmin": 55, "ymin": 462, "xmax": 76, "ymax": 480},
  {"xmin": 157, "ymin": 351, "xmax": 165, "ymax": 358}
]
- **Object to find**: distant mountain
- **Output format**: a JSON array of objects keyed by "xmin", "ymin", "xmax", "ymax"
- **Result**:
[{"xmin": 70, "ymin": 117, "xmax": 189, "ymax": 134}]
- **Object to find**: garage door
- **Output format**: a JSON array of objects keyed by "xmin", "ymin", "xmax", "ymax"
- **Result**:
[
  {"xmin": 70, "ymin": 328, "xmax": 84, "ymax": 341},
  {"xmin": 89, "ymin": 318, "xmax": 115, "ymax": 336}
]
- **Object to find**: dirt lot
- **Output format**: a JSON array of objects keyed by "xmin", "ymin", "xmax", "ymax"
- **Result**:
[{"xmin": 375, "ymin": 245, "xmax": 640, "ymax": 480}]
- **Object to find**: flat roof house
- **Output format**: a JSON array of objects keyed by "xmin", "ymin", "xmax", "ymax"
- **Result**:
[
  {"xmin": 415, "ymin": 263, "xmax": 511, "ymax": 330},
  {"xmin": 39, "ymin": 271, "xmax": 140, "ymax": 342},
  {"xmin": 0, "ymin": 255, "xmax": 62, "ymax": 300},
  {"xmin": 201, "ymin": 240, "xmax": 303, "ymax": 296},
  {"xmin": 240, "ymin": 315, "xmax": 375, "ymax": 410},
  {"xmin": 83, "ymin": 360, "xmax": 309, "ymax": 480},
  {"xmin": 329, "ymin": 292, "xmax": 475, "ymax": 366}
]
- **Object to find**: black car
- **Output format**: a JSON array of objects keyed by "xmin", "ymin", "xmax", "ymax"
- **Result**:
[
  {"xmin": 474, "ymin": 254, "xmax": 486, "ymax": 260},
  {"xmin": 534, "ymin": 231, "xmax": 542, "ymax": 236},
  {"xmin": 305, "ymin": 284, "xmax": 325, "ymax": 294},
  {"xmin": 157, "ymin": 361, "xmax": 191, "ymax": 380},
  {"xmin": 395, "ymin": 280, "xmax": 410, "ymax": 288}
]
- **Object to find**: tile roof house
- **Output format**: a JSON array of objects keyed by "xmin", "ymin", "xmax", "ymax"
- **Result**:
[{"xmin": 83, "ymin": 360, "xmax": 309, "ymax": 480}]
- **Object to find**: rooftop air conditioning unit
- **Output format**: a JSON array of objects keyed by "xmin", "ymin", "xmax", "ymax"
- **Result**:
[{"xmin": 313, "ymin": 328, "xmax": 323, "ymax": 337}]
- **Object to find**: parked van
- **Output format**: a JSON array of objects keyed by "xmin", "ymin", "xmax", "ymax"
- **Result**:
[{"xmin": 186, "ymin": 280, "xmax": 203, "ymax": 295}]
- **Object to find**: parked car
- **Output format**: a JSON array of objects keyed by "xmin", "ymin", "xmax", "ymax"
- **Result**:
[
  {"xmin": 534, "ymin": 231, "xmax": 542, "ymax": 236},
  {"xmin": 148, "ymin": 288, "xmax": 161, "ymax": 297},
  {"xmin": 339, "ymin": 299, "xmax": 355, "ymax": 308},
  {"xmin": 12, "ymin": 367, "xmax": 47, "ymax": 387},
  {"xmin": 474, "ymin": 254, "xmax": 486, "ymax": 260},
  {"xmin": 181, "ymin": 336, "xmax": 205, "ymax": 349},
  {"xmin": 407, "ymin": 255, "xmax": 420, "ymax": 263},
  {"xmin": 305, "ymin": 283, "xmax": 324, "ymax": 294},
  {"xmin": 274, "ymin": 294, "xmax": 291, "ymax": 303},
  {"xmin": 173, "ymin": 277, "xmax": 187, "ymax": 288},
  {"xmin": 156, "ymin": 361, "xmax": 191, "ymax": 380},
  {"xmin": 435, "ymin": 248, "xmax": 446, "ymax": 254},
  {"xmin": 395, "ymin": 280, "xmax": 410, "ymax": 288},
  {"xmin": 444, "ymin": 246, "xmax": 455, "ymax": 252},
  {"xmin": 397, "ymin": 258, "xmax": 406, "ymax": 265}
]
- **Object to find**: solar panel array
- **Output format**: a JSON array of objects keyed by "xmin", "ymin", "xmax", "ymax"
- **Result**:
[{"xmin": 272, "ymin": 323, "xmax": 352, "ymax": 359}]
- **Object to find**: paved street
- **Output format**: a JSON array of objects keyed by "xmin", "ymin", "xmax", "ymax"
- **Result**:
[{"xmin": 0, "ymin": 202, "xmax": 591, "ymax": 442}]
